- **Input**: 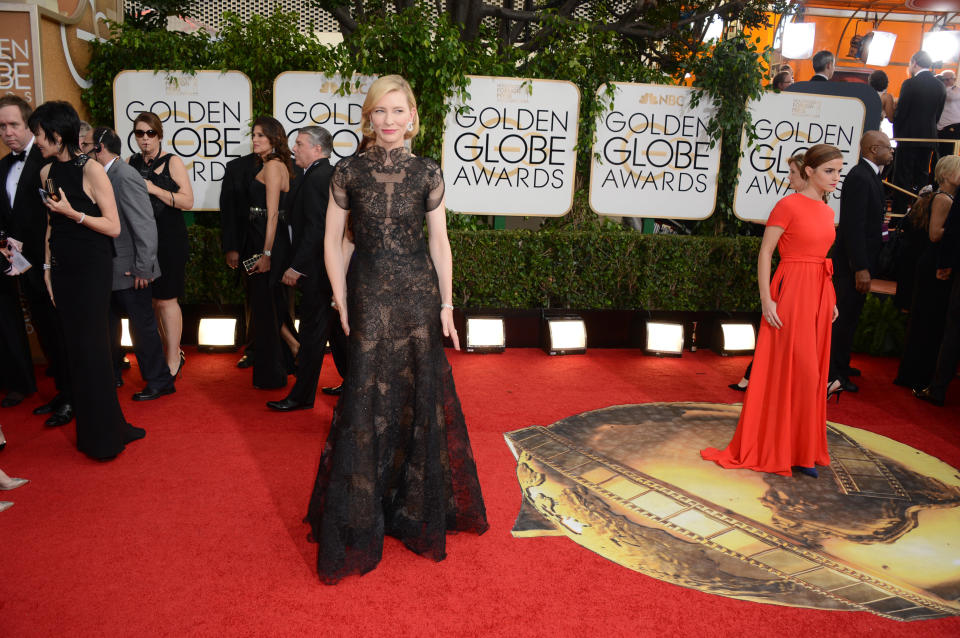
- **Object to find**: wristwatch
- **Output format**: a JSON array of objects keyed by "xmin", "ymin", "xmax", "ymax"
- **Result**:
[{"xmin": 263, "ymin": 249, "xmax": 272, "ymax": 257}]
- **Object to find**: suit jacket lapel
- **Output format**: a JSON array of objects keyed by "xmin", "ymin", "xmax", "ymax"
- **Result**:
[{"xmin": 13, "ymin": 146, "xmax": 42, "ymax": 210}]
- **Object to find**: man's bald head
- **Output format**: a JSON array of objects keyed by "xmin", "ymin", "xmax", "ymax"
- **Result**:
[{"xmin": 860, "ymin": 130, "xmax": 893, "ymax": 166}]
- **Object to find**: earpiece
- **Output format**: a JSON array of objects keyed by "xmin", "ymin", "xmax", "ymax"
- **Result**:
[{"xmin": 93, "ymin": 129, "xmax": 108, "ymax": 154}]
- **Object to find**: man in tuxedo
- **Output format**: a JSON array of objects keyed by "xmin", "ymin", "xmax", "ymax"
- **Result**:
[
  {"xmin": 893, "ymin": 51, "xmax": 947, "ymax": 216},
  {"xmin": 87, "ymin": 127, "xmax": 175, "ymax": 401},
  {"xmin": 220, "ymin": 151, "xmax": 260, "ymax": 368},
  {"xmin": 810, "ymin": 50, "xmax": 834, "ymax": 81},
  {"xmin": 267, "ymin": 126, "xmax": 347, "ymax": 411},
  {"xmin": 829, "ymin": 130, "xmax": 894, "ymax": 393},
  {"xmin": 0, "ymin": 95, "xmax": 72, "ymax": 426}
]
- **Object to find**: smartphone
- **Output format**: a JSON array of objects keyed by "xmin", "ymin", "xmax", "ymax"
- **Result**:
[
  {"xmin": 38, "ymin": 187, "xmax": 51, "ymax": 204},
  {"xmin": 243, "ymin": 253, "xmax": 263, "ymax": 274}
]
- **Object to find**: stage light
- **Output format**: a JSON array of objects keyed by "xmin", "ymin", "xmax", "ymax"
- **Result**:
[
  {"xmin": 543, "ymin": 316, "xmax": 587, "ymax": 355},
  {"xmin": 717, "ymin": 323, "xmax": 756, "ymax": 355},
  {"xmin": 781, "ymin": 22, "xmax": 816, "ymax": 60},
  {"xmin": 923, "ymin": 30, "xmax": 960, "ymax": 64},
  {"xmin": 465, "ymin": 317, "xmax": 506, "ymax": 353},
  {"xmin": 645, "ymin": 321, "xmax": 684, "ymax": 357},
  {"xmin": 120, "ymin": 318, "xmax": 133, "ymax": 348},
  {"xmin": 865, "ymin": 31, "xmax": 897, "ymax": 66},
  {"xmin": 198, "ymin": 317, "xmax": 237, "ymax": 349}
]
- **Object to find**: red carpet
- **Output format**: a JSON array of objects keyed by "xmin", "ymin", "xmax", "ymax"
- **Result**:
[{"xmin": 1, "ymin": 349, "xmax": 958, "ymax": 637}]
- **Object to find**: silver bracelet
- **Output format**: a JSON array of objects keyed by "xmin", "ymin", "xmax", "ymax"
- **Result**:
[
  {"xmin": 76, "ymin": 213, "xmax": 85, "ymax": 224},
  {"xmin": 43, "ymin": 263, "xmax": 51, "ymax": 270},
  {"xmin": 440, "ymin": 303, "xmax": 454, "ymax": 310}
]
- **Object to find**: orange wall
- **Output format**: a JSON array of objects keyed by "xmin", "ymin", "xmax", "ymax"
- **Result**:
[{"xmin": 759, "ymin": 13, "xmax": 959, "ymax": 99}]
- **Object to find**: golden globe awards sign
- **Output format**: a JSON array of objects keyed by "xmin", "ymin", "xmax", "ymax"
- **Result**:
[
  {"xmin": 113, "ymin": 70, "xmax": 252, "ymax": 210},
  {"xmin": 589, "ymin": 83, "xmax": 720, "ymax": 219},
  {"xmin": 273, "ymin": 72, "xmax": 375, "ymax": 163},
  {"xmin": 442, "ymin": 76, "xmax": 580, "ymax": 216},
  {"xmin": 734, "ymin": 91, "xmax": 865, "ymax": 223}
]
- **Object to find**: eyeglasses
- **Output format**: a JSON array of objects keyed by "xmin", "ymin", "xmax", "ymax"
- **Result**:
[
  {"xmin": 872, "ymin": 144, "xmax": 894, "ymax": 151},
  {"xmin": 134, "ymin": 129, "xmax": 158, "ymax": 139}
]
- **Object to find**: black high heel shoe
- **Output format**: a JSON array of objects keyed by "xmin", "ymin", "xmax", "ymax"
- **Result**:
[
  {"xmin": 826, "ymin": 380, "xmax": 844, "ymax": 403},
  {"xmin": 792, "ymin": 466, "xmax": 819, "ymax": 478},
  {"xmin": 0, "ymin": 425, "xmax": 6, "ymax": 452},
  {"xmin": 172, "ymin": 351, "xmax": 185, "ymax": 379},
  {"xmin": 727, "ymin": 381, "xmax": 748, "ymax": 392}
]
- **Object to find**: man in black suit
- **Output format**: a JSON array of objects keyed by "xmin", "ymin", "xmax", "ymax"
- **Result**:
[
  {"xmin": 915, "ymin": 196, "xmax": 960, "ymax": 406},
  {"xmin": 87, "ymin": 127, "xmax": 175, "ymax": 401},
  {"xmin": 220, "ymin": 151, "xmax": 260, "ymax": 367},
  {"xmin": 829, "ymin": 130, "xmax": 894, "ymax": 393},
  {"xmin": 893, "ymin": 51, "xmax": 947, "ymax": 216},
  {"xmin": 810, "ymin": 50, "xmax": 834, "ymax": 81},
  {"xmin": 267, "ymin": 126, "xmax": 347, "ymax": 411},
  {"xmin": 0, "ymin": 96, "xmax": 72, "ymax": 425}
]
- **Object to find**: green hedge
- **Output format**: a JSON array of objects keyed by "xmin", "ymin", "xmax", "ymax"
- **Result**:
[{"xmin": 183, "ymin": 226, "xmax": 761, "ymax": 311}]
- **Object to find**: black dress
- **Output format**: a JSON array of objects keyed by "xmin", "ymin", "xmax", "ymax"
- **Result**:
[
  {"xmin": 48, "ymin": 157, "xmax": 140, "ymax": 459},
  {"xmin": 245, "ymin": 177, "xmax": 293, "ymax": 389},
  {"xmin": 305, "ymin": 146, "xmax": 488, "ymax": 584},
  {"xmin": 129, "ymin": 153, "xmax": 188, "ymax": 300}
]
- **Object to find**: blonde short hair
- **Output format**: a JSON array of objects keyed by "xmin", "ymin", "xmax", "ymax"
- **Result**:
[
  {"xmin": 360, "ymin": 75, "xmax": 420, "ymax": 144},
  {"xmin": 934, "ymin": 154, "xmax": 960, "ymax": 185}
]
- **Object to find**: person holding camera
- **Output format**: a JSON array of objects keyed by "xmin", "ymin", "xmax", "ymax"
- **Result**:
[
  {"xmin": 129, "ymin": 112, "xmax": 194, "ymax": 380},
  {"xmin": 30, "ymin": 101, "xmax": 144, "ymax": 460}
]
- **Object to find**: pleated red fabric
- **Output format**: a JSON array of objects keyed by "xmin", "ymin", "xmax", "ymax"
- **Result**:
[{"xmin": 702, "ymin": 193, "xmax": 836, "ymax": 475}]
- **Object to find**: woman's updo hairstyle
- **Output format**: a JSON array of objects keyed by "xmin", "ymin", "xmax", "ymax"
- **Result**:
[
  {"xmin": 802, "ymin": 144, "xmax": 843, "ymax": 176},
  {"xmin": 359, "ymin": 75, "xmax": 420, "ymax": 149}
]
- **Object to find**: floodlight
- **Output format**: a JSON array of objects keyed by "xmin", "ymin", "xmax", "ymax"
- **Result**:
[
  {"xmin": 645, "ymin": 321, "xmax": 684, "ymax": 357},
  {"xmin": 703, "ymin": 16, "xmax": 723, "ymax": 43},
  {"xmin": 781, "ymin": 22, "xmax": 816, "ymax": 60},
  {"xmin": 120, "ymin": 318, "xmax": 133, "ymax": 348},
  {"xmin": 716, "ymin": 323, "xmax": 756, "ymax": 355},
  {"xmin": 543, "ymin": 316, "xmax": 587, "ymax": 355},
  {"xmin": 197, "ymin": 317, "xmax": 238, "ymax": 350},
  {"xmin": 923, "ymin": 30, "xmax": 960, "ymax": 64},
  {"xmin": 865, "ymin": 31, "xmax": 897, "ymax": 66},
  {"xmin": 465, "ymin": 317, "xmax": 506, "ymax": 353}
]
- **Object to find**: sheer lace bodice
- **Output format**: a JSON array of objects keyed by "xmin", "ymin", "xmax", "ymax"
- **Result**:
[{"xmin": 306, "ymin": 145, "xmax": 487, "ymax": 585}]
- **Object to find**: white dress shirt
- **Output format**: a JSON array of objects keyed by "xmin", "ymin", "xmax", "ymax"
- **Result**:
[{"xmin": 5, "ymin": 136, "xmax": 34, "ymax": 207}]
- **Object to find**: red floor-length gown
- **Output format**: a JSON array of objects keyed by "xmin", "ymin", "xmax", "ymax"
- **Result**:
[{"xmin": 702, "ymin": 193, "xmax": 836, "ymax": 475}]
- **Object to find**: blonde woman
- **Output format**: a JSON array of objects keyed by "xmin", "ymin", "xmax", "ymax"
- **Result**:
[{"xmin": 305, "ymin": 75, "xmax": 488, "ymax": 584}]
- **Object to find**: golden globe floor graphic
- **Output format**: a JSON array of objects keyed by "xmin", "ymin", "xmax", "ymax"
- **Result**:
[{"xmin": 504, "ymin": 403, "xmax": 960, "ymax": 621}]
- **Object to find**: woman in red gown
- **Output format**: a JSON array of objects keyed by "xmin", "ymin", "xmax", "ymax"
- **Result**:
[{"xmin": 702, "ymin": 144, "xmax": 843, "ymax": 477}]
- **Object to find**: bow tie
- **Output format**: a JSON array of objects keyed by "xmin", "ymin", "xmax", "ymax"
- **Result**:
[{"xmin": 10, "ymin": 151, "xmax": 26, "ymax": 163}]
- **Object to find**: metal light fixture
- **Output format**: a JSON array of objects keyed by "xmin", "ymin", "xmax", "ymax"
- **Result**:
[
  {"xmin": 543, "ymin": 316, "xmax": 587, "ymax": 355},
  {"xmin": 716, "ymin": 322, "xmax": 757, "ymax": 356},
  {"xmin": 781, "ymin": 22, "xmax": 816, "ymax": 60},
  {"xmin": 923, "ymin": 30, "xmax": 960, "ymax": 64},
  {"xmin": 865, "ymin": 31, "xmax": 897, "ymax": 67},
  {"xmin": 465, "ymin": 316, "xmax": 506, "ymax": 353},
  {"xmin": 197, "ymin": 317, "xmax": 238, "ymax": 350},
  {"xmin": 644, "ymin": 321, "xmax": 684, "ymax": 357}
]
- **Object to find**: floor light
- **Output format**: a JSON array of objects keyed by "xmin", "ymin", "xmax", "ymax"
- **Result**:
[
  {"xmin": 645, "ymin": 321, "xmax": 684, "ymax": 357},
  {"xmin": 465, "ymin": 316, "xmax": 506, "ymax": 353},
  {"xmin": 198, "ymin": 317, "xmax": 238, "ymax": 350},
  {"xmin": 716, "ymin": 322, "xmax": 756, "ymax": 355},
  {"xmin": 543, "ymin": 316, "xmax": 587, "ymax": 355}
]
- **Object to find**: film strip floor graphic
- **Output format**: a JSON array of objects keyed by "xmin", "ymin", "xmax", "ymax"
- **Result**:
[{"xmin": 504, "ymin": 403, "xmax": 960, "ymax": 621}]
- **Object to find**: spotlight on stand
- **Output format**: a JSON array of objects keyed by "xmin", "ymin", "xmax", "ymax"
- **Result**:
[
  {"xmin": 715, "ymin": 322, "xmax": 757, "ymax": 356},
  {"xmin": 644, "ymin": 321, "xmax": 684, "ymax": 357},
  {"xmin": 197, "ymin": 317, "xmax": 238, "ymax": 351},
  {"xmin": 120, "ymin": 318, "xmax": 133, "ymax": 348},
  {"xmin": 542, "ymin": 316, "xmax": 587, "ymax": 355},
  {"xmin": 465, "ymin": 316, "xmax": 506, "ymax": 353},
  {"xmin": 863, "ymin": 31, "xmax": 897, "ymax": 67}
]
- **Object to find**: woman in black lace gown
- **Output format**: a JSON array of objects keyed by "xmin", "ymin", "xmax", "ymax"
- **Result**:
[
  {"xmin": 244, "ymin": 116, "xmax": 295, "ymax": 389},
  {"xmin": 129, "ymin": 112, "xmax": 194, "ymax": 378},
  {"xmin": 306, "ymin": 75, "xmax": 488, "ymax": 584},
  {"xmin": 29, "ymin": 101, "xmax": 144, "ymax": 459}
]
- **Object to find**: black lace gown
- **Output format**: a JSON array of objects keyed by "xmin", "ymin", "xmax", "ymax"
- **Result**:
[{"xmin": 305, "ymin": 146, "xmax": 488, "ymax": 584}]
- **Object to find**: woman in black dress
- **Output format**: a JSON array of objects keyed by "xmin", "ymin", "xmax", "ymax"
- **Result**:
[
  {"xmin": 29, "ymin": 101, "xmax": 144, "ymax": 459},
  {"xmin": 306, "ymin": 75, "xmax": 488, "ymax": 584},
  {"xmin": 245, "ymin": 116, "xmax": 296, "ymax": 389},
  {"xmin": 129, "ymin": 112, "xmax": 194, "ymax": 378}
]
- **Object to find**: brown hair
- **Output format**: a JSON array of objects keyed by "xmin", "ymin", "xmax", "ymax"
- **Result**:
[
  {"xmin": 0, "ymin": 95, "xmax": 31, "ymax": 123},
  {"xmin": 909, "ymin": 156, "xmax": 960, "ymax": 231},
  {"xmin": 133, "ymin": 111, "xmax": 164, "ymax": 139},
  {"xmin": 802, "ymin": 144, "xmax": 843, "ymax": 173},
  {"xmin": 252, "ymin": 115, "xmax": 293, "ymax": 177}
]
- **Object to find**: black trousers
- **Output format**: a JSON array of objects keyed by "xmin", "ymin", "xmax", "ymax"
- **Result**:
[
  {"xmin": 286, "ymin": 275, "xmax": 348, "ymax": 405},
  {"xmin": 898, "ymin": 251, "xmax": 953, "ymax": 388},
  {"xmin": 938, "ymin": 124, "xmax": 960, "ymax": 164},
  {"xmin": 928, "ymin": 271, "xmax": 960, "ymax": 399},
  {"xmin": 829, "ymin": 264, "xmax": 867, "ymax": 380},
  {"xmin": 19, "ymin": 272, "xmax": 70, "ymax": 400},
  {"xmin": 109, "ymin": 285, "xmax": 175, "ymax": 391},
  {"xmin": 0, "ymin": 276, "xmax": 36, "ymax": 395},
  {"xmin": 892, "ymin": 144, "xmax": 934, "ymax": 216}
]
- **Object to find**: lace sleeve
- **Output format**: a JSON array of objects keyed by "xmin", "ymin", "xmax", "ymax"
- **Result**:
[
  {"xmin": 331, "ymin": 159, "xmax": 351, "ymax": 210},
  {"xmin": 423, "ymin": 159, "xmax": 445, "ymax": 211}
]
